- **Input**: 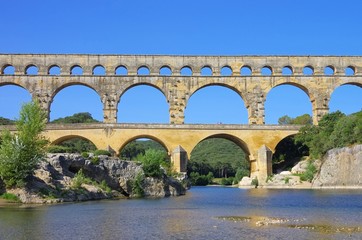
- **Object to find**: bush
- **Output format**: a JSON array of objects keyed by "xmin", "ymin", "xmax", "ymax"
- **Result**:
[
  {"xmin": 300, "ymin": 161, "xmax": 317, "ymax": 182},
  {"xmin": 131, "ymin": 172, "xmax": 145, "ymax": 197},
  {"xmin": 71, "ymin": 169, "xmax": 92, "ymax": 189},
  {"xmin": 1, "ymin": 193, "xmax": 20, "ymax": 202},
  {"xmin": 94, "ymin": 149, "xmax": 112, "ymax": 156},
  {"xmin": 220, "ymin": 177, "xmax": 234, "ymax": 186},
  {"xmin": 189, "ymin": 172, "xmax": 213, "ymax": 186},
  {"xmin": 137, "ymin": 149, "xmax": 167, "ymax": 178},
  {"xmin": 47, "ymin": 145, "xmax": 72, "ymax": 153},
  {"xmin": 0, "ymin": 101, "xmax": 48, "ymax": 188}
]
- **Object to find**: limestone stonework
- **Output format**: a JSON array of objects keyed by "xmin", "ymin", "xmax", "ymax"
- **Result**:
[{"xmin": 1, "ymin": 54, "xmax": 361, "ymax": 182}]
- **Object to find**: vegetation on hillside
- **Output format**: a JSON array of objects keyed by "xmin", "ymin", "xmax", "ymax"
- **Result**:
[
  {"xmin": 0, "ymin": 101, "xmax": 48, "ymax": 188},
  {"xmin": 187, "ymin": 138, "xmax": 250, "ymax": 185},
  {"xmin": 51, "ymin": 112, "xmax": 99, "ymax": 124},
  {"xmin": 278, "ymin": 114, "xmax": 312, "ymax": 125},
  {"xmin": 0, "ymin": 117, "xmax": 15, "ymax": 125},
  {"xmin": 119, "ymin": 140, "xmax": 165, "ymax": 160},
  {"xmin": 295, "ymin": 110, "xmax": 362, "ymax": 158}
]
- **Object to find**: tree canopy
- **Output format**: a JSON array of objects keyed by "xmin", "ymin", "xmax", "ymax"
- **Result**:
[
  {"xmin": 51, "ymin": 112, "xmax": 99, "ymax": 124},
  {"xmin": 278, "ymin": 114, "xmax": 312, "ymax": 125}
]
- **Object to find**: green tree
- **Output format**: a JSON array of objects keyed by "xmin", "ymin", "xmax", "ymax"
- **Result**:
[
  {"xmin": 0, "ymin": 101, "xmax": 48, "ymax": 188},
  {"xmin": 51, "ymin": 112, "xmax": 99, "ymax": 124},
  {"xmin": 136, "ymin": 149, "xmax": 168, "ymax": 178},
  {"xmin": 278, "ymin": 114, "xmax": 312, "ymax": 125},
  {"xmin": 0, "ymin": 117, "xmax": 15, "ymax": 125}
]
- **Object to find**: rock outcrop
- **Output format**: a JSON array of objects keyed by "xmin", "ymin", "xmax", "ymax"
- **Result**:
[
  {"xmin": 4, "ymin": 153, "xmax": 186, "ymax": 203},
  {"xmin": 312, "ymin": 145, "xmax": 362, "ymax": 188}
]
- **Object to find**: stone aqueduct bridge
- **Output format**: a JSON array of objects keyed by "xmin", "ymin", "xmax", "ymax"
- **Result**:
[{"xmin": 0, "ymin": 54, "xmax": 361, "ymax": 182}]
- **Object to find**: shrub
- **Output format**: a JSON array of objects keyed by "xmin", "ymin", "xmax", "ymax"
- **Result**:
[
  {"xmin": 131, "ymin": 172, "xmax": 144, "ymax": 197},
  {"xmin": 251, "ymin": 178, "xmax": 259, "ymax": 187},
  {"xmin": 94, "ymin": 149, "xmax": 112, "ymax": 156},
  {"xmin": 0, "ymin": 101, "xmax": 48, "ymax": 188},
  {"xmin": 300, "ymin": 161, "xmax": 317, "ymax": 182},
  {"xmin": 221, "ymin": 177, "xmax": 234, "ymax": 186},
  {"xmin": 81, "ymin": 152, "xmax": 90, "ymax": 158},
  {"xmin": 71, "ymin": 169, "xmax": 92, "ymax": 189},
  {"xmin": 137, "ymin": 149, "xmax": 167, "ymax": 178},
  {"xmin": 47, "ymin": 145, "xmax": 71, "ymax": 153},
  {"xmin": 90, "ymin": 156, "xmax": 100, "ymax": 165},
  {"xmin": 189, "ymin": 172, "xmax": 213, "ymax": 186},
  {"xmin": 1, "ymin": 193, "xmax": 20, "ymax": 202}
]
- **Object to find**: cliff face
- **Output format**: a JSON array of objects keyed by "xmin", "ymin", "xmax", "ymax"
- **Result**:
[{"xmin": 312, "ymin": 145, "xmax": 362, "ymax": 188}]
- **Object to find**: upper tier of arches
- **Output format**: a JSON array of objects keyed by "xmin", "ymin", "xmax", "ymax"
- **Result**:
[{"xmin": 1, "ymin": 54, "xmax": 362, "ymax": 76}]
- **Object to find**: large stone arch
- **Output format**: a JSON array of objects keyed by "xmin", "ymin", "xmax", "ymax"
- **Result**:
[
  {"xmin": 264, "ymin": 81, "xmax": 314, "ymax": 124},
  {"xmin": 50, "ymin": 135, "xmax": 101, "ymax": 150},
  {"xmin": 117, "ymin": 134, "xmax": 171, "ymax": 156},
  {"xmin": 118, "ymin": 81, "xmax": 168, "ymax": 103}
]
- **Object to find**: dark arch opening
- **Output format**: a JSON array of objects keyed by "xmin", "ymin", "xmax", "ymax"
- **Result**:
[
  {"xmin": 272, "ymin": 135, "xmax": 309, "ymax": 174},
  {"xmin": 115, "ymin": 65, "xmax": 128, "ymax": 75},
  {"xmin": 185, "ymin": 85, "xmax": 248, "ymax": 124},
  {"xmin": 159, "ymin": 66, "xmax": 172, "ymax": 76},
  {"xmin": 50, "ymin": 85, "xmax": 103, "ymax": 122},
  {"xmin": 188, "ymin": 135, "xmax": 250, "ymax": 185},
  {"xmin": 303, "ymin": 66, "xmax": 314, "ymax": 75},
  {"xmin": 324, "ymin": 66, "xmax": 335, "ymax": 75},
  {"xmin": 25, "ymin": 65, "xmax": 38, "ymax": 75},
  {"xmin": 201, "ymin": 66, "xmax": 212, "ymax": 76},
  {"xmin": 2, "ymin": 65, "xmax": 15, "ymax": 74},
  {"xmin": 240, "ymin": 66, "xmax": 252, "ymax": 76},
  {"xmin": 0, "ymin": 84, "xmax": 31, "ymax": 120},
  {"xmin": 93, "ymin": 65, "xmax": 106, "ymax": 75},
  {"xmin": 137, "ymin": 66, "xmax": 150, "ymax": 75},
  {"xmin": 221, "ymin": 66, "xmax": 232, "ymax": 76},
  {"xmin": 49, "ymin": 136, "xmax": 97, "ymax": 154},
  {"xmin": 117, "ymin": 84, "xmax": 169, "ymax": 123},
  {"xmin": 265, "ymin": 84, "xmax": 312, "ymax": 124},
  {"xmin": 261, "ymin": 66, "xmax": 272, "ymax": 76},
  {"xmin": 71, "ymin": 65, "xmax": 83, "ymax": 75},
  {"xmin": 330, "ymin": 84, "xmax": 362, "ymax": 114},
  {"xmin": 180, "ymin": 66, "xmax": 192, "ymax": 76},
  {"xmin": 282, "ymin": 66, "xmax": 293, "ymax": 75},
  {"xmin": 345, "ymin": 66, "xmax": 355, "ymax": 76},
  {"xmin": 48, "ymin": 65, "xmax": 61, "ymax": 75}
]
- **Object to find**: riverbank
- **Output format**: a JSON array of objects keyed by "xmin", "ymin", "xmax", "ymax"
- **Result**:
[{"xmin": 0, "ymin": 153, "xmax": 187, "ymax": 204}]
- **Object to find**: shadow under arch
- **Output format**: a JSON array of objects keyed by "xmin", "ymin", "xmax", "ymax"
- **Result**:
[
  {"xmin": 118, "ymin": 134, "xmax": 170, "ymax": 156},
  {"xmin": 191, "ymin": 133, "xmax": 251, "ymax": 160},
  {"xmin": 185, "ymin": 84, "xmax": 248, "ymax": 124},
  {"xmin": 50, "ymin": 135, "xmax": 99, "ymax": 149},
  {"xmin": 271, "ymin": 133, "xmax": 309, "ymax": 173},
  {"xmin": 117, "ymin": 83, "xmax": 169, "ymax": 123}
]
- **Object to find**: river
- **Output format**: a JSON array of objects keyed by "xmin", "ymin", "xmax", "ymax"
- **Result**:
[{"xmin": 1, "ymin": 187, "xmax": 362, "ymax": 240}]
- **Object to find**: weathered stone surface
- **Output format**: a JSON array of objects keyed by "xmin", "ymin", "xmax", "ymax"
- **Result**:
[
  {"xmin": 291, "ymin": 160, "xmax": 309, "ymax": 174},
  {"xmin": 4, "ymin": 153, "xmax": 186, "ymax": 203},
  {"xmin": 312, "ymin": 145, "xmax": 362, "ymax": 188},
  {"xmin": 238, "ymin": 177, "xmax": 253, "ymax": 188}
]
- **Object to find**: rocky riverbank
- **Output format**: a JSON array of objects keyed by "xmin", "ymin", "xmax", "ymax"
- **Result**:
[
  {"xmin": 0, "ymin": 153, "xmax": 187, "ymax": 204},
  {"xmin": 239, "ymin": 144, "xmax": 362, "ymax": 189}
]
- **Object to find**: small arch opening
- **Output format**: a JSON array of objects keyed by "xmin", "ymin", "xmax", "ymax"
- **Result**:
[
  {"xmin": 93, "ymin": 65, "xmax": 106, "ymax": 75},
  {"xmin": 261, "ymin": 66, "xmax": 272, "ymax": 76},
  {"xmin": 345, "ymin": 66, "xmax": 355, "ymax": 76},
  {"xmin": 201, "ymin": 66, "xmax": 212, "ymax": 76},
  {"xmin": 25, "ymin": 65, "xmax": 38, "ymax": 75},
  {"xmin": 137, "ymin": 66, "xmax": 150, "ymax": 75},
  {"xmin": 180, "ymin": 66, "xmax": 192, "ymax": 76},
  {"xmin": 159, "ymin": 66, "xmax": 172, "ymax": 76},
  {"xmin": 303, "ymin": 66, "xmax": 314, "ymax": 75},
  {"xmin": 324, "ymin": 66, "xmax": 335, "ymax": 75},
  {"xmin": 240, "ymin": 66, "xmax": 252, "ymax": 76},
  {"xmin": 115, "ymin": 65, "xmax": 128, "ymax": 75},
  {"xmin": 71, "ymin": 65, "xmax": 83, "ymax": 75},
  {"xmin": 282, "ymin": 66, "xmax": 293, "ymax": 75},
  {"xmin": 49, "ymin": 65, "xmax": 61, "ymax": 75},
  {"xmin": 2, "ymin": 65, "xmax": 15, "ymax": 75},
  {"xmin": 221, "ymin": 66, "xmax": 232, "ymax": 76}
]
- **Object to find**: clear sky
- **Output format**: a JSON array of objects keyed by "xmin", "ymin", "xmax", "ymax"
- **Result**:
[{"xmin": 0, "ymin": 0, "xmax": 361, "ymax": 124}]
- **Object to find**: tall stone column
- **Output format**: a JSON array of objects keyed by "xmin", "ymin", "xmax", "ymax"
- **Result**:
[
  {"xmin": 101, "ymin": 92, "xmax": 118, "ymax": 123},
  {"xmin": 32, "ymin": 90, "xmax": 52, "ymax": 122},
  {"xmin": 168, "ymin": 81, "xmax": 187, "ymax": 124},
  {"xmin": 171, "ymin": 145, "xmax": 188, "ymax": 172},
  {"xmin": 311, "ymin": 93, "xmax": 330, "ymax": 125},
  {"xmin": 244, "ymin": 87, "xmax": 265, "ymax": 124}
]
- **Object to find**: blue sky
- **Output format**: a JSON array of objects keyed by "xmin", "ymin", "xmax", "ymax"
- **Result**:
[{"xmin": 0, "ymin": 0, "xmax": 361, "ymax": 124}]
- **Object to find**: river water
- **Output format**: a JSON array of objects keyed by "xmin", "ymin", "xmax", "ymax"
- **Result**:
[{"xmin": 1, "ymin": 187, "xmax": 362, "ymax": 240}]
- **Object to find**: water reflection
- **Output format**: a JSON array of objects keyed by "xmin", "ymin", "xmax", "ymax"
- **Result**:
[{"xmin": 1, "ymin": 187, "xmax": 362, "ymax": 239}]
